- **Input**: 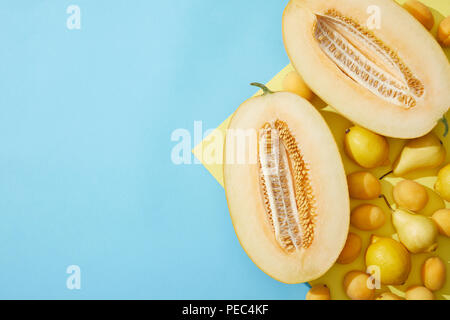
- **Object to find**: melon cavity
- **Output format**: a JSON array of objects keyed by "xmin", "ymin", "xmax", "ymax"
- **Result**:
[
  {"xmin": 314, "ymin": 10, "xmax": 423, "ymax": 108},
  {"xmin": 258, "ymin": 120, "xmax": 315, "ymax": 252}
]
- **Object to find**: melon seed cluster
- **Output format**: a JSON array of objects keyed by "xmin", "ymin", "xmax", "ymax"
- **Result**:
[
  {"xmin": 314, "ymin": 9, "xmax": 423, "ymax": 108},
  {"xmin": 258, "ymin": 120, "xmax": 316, "ymax": 252}
]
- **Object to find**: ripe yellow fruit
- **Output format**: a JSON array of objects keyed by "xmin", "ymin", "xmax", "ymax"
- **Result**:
[
  {"xmin": 351, "ymin": 204, "xmax": 386, "ymax": 231},
  {"xmin": 392, "ymin": 133, "xmax": 446, "ymax": 176},
  {"xmin": 392, "ymin": 209, "xmax": 438, "ymax": 254},
  {"xmin": 344, "ymin": 126, "xmax": 389, "ymax": 169},
  {"xmin": 337, "ymin": 233, "xmax": 362, "ymax": 264},
  {"xmin": 343, "ymin": 271, "xmax": 375, "ymax": 300},
  {"xmin": 421, "ymin": 257, "xmax": 446, "ymax": 291},
  {"xmin": 438, "ymin": 16, "xmax": 450, "ymax": 47},
  {"xmin": 347, "ymin": 172, "xmax": 381, "ymax": 200},
  {"xmin": 405, "ymin": 285, "xmax": 435, "ymax": 300},
  {"xmin": 393, "ymin": 180, "xmax": 428, "ymax": 212},
  {"xmin": 431, "ymin": 208, "xmax": 450, "ymax": 237},
  {"xmin": 403, "ymin": 0, "xmax": 434, "ymax": 31},
  {"xmin": 435, "ymin": 164, "xmax": 450, "ymax": 202},
  {"xmin": 365, "ymin": 236, "xmax": 411, "ymax": 285},
  {"xmin": 224, "ymin": 83, "xmax": 350, "ymax": 283},
  {"xmin": 282, "ymin": 71, "xmax": 313, "ymax": 101},
  {"xmin": 306, "ymin": 284, "xmax": 331, "ymax": 300},
  {"xmin": 376, "ymin": 292, "xmax": 404, "ymax": 300}
]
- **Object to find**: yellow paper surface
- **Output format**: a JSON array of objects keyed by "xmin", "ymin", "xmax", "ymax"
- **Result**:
[{"xmin": 193, "ymin": 0, "xmax": 450, "ymax": 300}]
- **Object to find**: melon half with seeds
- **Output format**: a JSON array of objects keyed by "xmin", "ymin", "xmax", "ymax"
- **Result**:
[
  {"xmin": 283, "ymin": 0, "xmax": 450, "ymax": 138},
  {"xmin": 223, "ymin": 84, "xmax": 350, "ymax": 284}
]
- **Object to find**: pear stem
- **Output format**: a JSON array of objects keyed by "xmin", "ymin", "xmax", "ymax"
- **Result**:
[
  {"xmin": 379, "ymin": 194, "xmax": 393, "ymax": 211},
  {"xmin": 250, "ymin": 82, "xmax": 274, "ymax": 95},
  {"xmin": 441, "ymin": 116, "xmax": 448, "ymax": 137},
  {"xmin": 379, "ymin": 170, "xmax": 393, "ymax": 180}
]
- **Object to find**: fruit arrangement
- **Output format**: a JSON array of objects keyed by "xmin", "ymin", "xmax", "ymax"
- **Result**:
[
  {"xmin": 195, "ymin": 0, "xmax": 450, "ymax": 300},
  {"xmin": 304, "ymin": 1, "xmax": 449, "ymax": 298}
]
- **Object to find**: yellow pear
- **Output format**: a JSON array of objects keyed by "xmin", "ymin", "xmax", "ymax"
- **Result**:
[
  {"xmin": 344, "ymin": 126, "xmax": 389, "ymax": 169},
  {"xmin": 393, "ymin": 133, "xmax": 446, "ymax": 176},
  {"xmin": 435, "ymin": 164, "xmax": 450, "ymax": 202},
  {"xmin": 392, "ymin": 209, "xmax": 438, "ymax": 254}
]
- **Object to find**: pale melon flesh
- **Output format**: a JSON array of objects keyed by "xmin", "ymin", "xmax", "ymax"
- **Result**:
[
  {"xmin": 283, "ymin": 0, "xmax": 450, "ymax": 138},
  {"xmin": 223, "ymin": 90, "xmax": 350, "ymax": 284}
]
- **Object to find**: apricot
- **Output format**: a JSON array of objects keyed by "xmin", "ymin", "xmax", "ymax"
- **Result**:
[
  {"xmin": 343, "ymin": 271, "xmax": 375, "ymax": 300},
  {"xmin": 438, "ymin": 16, "xmax": 450, "ymax": 47},
  {"xmin": 393, "ymin": 180, "xmax": 428, "ymax": 212},
  {"xmin": 351, "ymin": 204, "xmax": 386, "ymax": 230},
  {"xmin": 421, "ymin": 257, "xmax": 446, "ymax": 291},
  {"xmin": 403, "ymin": 0, "xmax": 434, "ymax": 30},
  {"xmin": 337, "ymin": 233, "xmax": 362, "ymax": 264},
  {"xmin": 431, "ymin": 208, "xmax": 450, "ymax": 237},
  {"xmin": 306, "ymin": 284, "xmax": 331, "ymax": 300},
  {"xmin": 347, "ymin": 172, "xmax": 381, "ymax": 200},
  {"xmin": 405, "ymin": 285, "xmax": 435, "ymax": 300}
]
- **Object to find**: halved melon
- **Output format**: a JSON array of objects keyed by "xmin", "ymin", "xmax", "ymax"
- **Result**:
[
  {"xmin": 283, "ymin": 0, "xmax": 450, "ymax": 138},
  {"xmin": 223, "ymin": 84, "xmax": 350, "ymax": 284}
]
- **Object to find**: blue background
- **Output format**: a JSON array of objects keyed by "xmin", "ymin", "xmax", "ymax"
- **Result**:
[{"xmin": 0, "ymin": 0, "xmax": 309, "ymax": 299}]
